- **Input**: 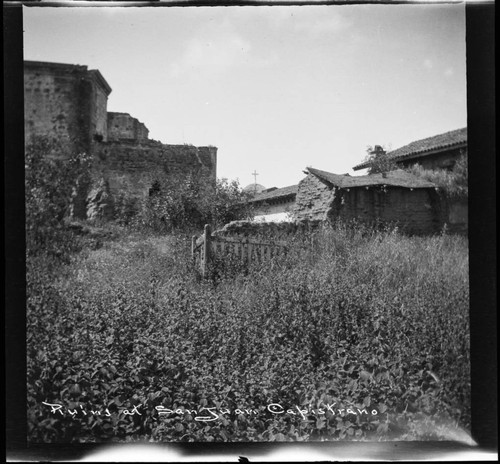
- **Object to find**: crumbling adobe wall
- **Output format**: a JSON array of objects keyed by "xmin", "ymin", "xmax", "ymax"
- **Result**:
[
  {"xmin": 294, "ymin": 172, "xmax": 446, "ymax": 234},
  {"xmin": 294, "ymin": 174, "xmax": 334, "ymax": 221},
  {"xmin": 330, "ymin": 187, "xmax": 441, "ymax": 235},
  {"xmin": 213, "ymin": 219, "xmax": 320, "ymax": 240},
  {"xmin": 94, "ymin": 140, "xmax": 217, "ymax": 207}
]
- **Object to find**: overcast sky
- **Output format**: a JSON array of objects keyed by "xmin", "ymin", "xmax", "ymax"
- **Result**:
[{"xmin": 23, "ymin": 4, "xmax": 466, "ymax": 189}]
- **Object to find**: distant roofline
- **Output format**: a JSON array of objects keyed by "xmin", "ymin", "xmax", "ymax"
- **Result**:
[
  {"xmin": 307, "ymin": 167, "xmax": 436, "ymax": 189},
  {"xmin": 353, "ymin": 140, "xmax": 467, "ymax": 171},
  {"xmin": 353, "ymin": 127, "xmax": 467, "ymax": 171},
  {"xmin": 249, "ymin": 184, "xmax": 298, "ymax": 203},
  {"xmin": 24, "ymin": 60, "xmax": 112, "ymax": 96}
]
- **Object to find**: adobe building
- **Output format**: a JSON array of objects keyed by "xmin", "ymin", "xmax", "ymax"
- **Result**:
[
  {"xmin": 294, "ymin": 167, "xmax": 467, "ymax": 235},
  {"xmin": 247, "ymin": 185, "xmax": 298, "ymax": 222},
  {"xmin": 24, "ymin": 61, "xmax": 217, "ymax": 220},
  {"xmin": 353, "ymin": 127, "xmax": 467, "ymax": 172}
]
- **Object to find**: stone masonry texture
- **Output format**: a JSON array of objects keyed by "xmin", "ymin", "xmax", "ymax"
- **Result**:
[{"xmin": 24, "ymin": 61, "xmax": 217, "ymax": 220}]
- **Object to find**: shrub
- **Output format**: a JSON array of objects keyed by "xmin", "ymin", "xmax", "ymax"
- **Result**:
[
  {"xmin": 139, "ymin": 175, "xmax": 254, "ymax": 233},
  {"xmin": 406, "ymin": 152, "xmax": 468, "ymax": 199},
  {"xmin": 25, "ymin": 135, "xmax": 93, "ymax": 259}
]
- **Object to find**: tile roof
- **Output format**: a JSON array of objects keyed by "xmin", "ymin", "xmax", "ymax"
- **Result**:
[
  {"xmin": 249, "ymin": 184, "xmax": 299, "ymax": 203},
  {"xmin": 353, "ymin": 127, "xmax": 467, "ymax": 170},
  {"xmin": 307, "ymin": 167, "xmax": 436, "ymax": 189}
]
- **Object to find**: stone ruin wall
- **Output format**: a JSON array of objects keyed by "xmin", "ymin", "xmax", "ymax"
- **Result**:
[
  {"xmin": 107, "ymin": 112, "xmax": 149, "ymax": 141},
  {"xmin": 24, "ymin": 62, "xmax": 107, "ymax": 155},
  {"xmin": 90, "ymin": 73, "xmax": 110, "ymax": 143},
  {"xmin": 94, "ymin": 141, "xmax": 217, "ymax": 211},
  {"xmin": 24, "ymin": 61, "xmax": 217, "ymax": 221}
]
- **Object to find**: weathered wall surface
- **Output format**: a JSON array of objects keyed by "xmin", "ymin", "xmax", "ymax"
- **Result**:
[
  {"xmin": 218, "ymin": 190, "xmax": 466, "ymax": 238},
  {"xmin": 107, "ymin": 112, "xmax": 149, "ymax": 141},
  {"xmin": 294, "ymin": 173, "xmax": 447, "ymax": 234},
  {"xmin": 25, "ymin": 61, "xmax": 218, "ymax": 220},
  {"xmin": 252, "ymin": 198, "xmax": 295, "ymax": 217},
  {"xmin": 24, "ymin": 62, "xmax": 111, "ymax": 155},
  {"xmin": 436, "ymin": 197, "xmax": 468, "ymax": 234},
  {"xmin": 294, "ymin": 174, "xmax": 334, "ymax": 221},
  {"xmin": 25, "ymin": 63, "xmax": 90, "ymax": 153},
  {"xmin": 95, "ymin": 140, "xmax": 217, "ymax": 203},
  {"xmin": 91, "ymin": 78, "xmax": 110, "ymax": 142},
  {"xmin": 331, "ymin": 187, "xmax": 441, "ymax": 235}
]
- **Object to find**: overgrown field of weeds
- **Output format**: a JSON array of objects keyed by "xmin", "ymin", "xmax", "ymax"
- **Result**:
[{"xmin": 27, "ymin": 224, "xmax": 471, "ymax": 443}]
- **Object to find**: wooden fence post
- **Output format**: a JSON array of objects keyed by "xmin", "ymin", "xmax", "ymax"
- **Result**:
[
  {"xmin": 202, "ymin": 224, "xmax": 211, "ymax": 278},
  {"xmin": 191, "ymin": 235, "xmax": 197, "ymax": 265}
]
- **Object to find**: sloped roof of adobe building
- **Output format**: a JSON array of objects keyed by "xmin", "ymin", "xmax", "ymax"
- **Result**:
[
  {"xmin": 353, "ymin": 127, "xmax": 467, "ymax": 171},
  {"xmin": 307, "ymin": 167, "xmax": 437, "ymax": 189},
  {"xmin": 249, "ymin": 184, "xmax": 299, "ymax": 203}
]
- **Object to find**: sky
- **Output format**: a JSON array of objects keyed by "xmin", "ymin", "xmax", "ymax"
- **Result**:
[{"xmin": 23, "ymin": 4, "xmax": 467, "ymax": 189}]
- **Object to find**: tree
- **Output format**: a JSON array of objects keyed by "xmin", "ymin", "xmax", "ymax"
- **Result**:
[
  {"xmin": 25, "ymin": 135, "xmax": 92, "ymax": 256},
  {"xmin": 365, "ymin": 145, "xmax": 398, "ymax": 174}
]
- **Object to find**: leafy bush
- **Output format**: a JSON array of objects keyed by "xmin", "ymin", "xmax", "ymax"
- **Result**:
[
  {"xmin": 25, "ymin": 136, "xmax": 93, "ymax": 259},
  {"xmin": 406, "ymin": 152, "xmax": 468, "ymax": 199},
  {"xmin": 26, "ymin": 224, "xmax": 470, "ymax": 443},
  {"xmin": 202, "ymin": 178, "xmax": 255, "ymax": 229},
  {"xmin": 138, "ymin": 175, "xmax": 253, "ymax": 233}
]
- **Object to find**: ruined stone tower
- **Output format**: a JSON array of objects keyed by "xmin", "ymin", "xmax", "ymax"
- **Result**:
[
  {"xmin": 24, "ymin": 60, "xmax": 217, "ymax": 220},
  {"xmin": 24, "ymin": 61, "xmax": 111, "ymax": 154}
]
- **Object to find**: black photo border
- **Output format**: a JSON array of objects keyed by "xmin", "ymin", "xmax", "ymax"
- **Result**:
[{"xmin": 4, "ymin": 1, "xmax": 496, "ymax": 461}]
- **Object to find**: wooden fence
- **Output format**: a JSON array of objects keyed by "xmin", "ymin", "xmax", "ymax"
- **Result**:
[{"xmin": 192, "ymin": 224, "xmax": 290, "ymax": 278}]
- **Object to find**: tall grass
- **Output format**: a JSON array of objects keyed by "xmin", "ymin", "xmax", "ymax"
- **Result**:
[{"xmin": 27, "ymin": 224, "xmax": 470, "ymax": 442}]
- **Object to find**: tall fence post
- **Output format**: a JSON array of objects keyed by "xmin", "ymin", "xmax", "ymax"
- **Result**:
[
  {"xmin": 202, "ymin": 224, "xmax": 211, "ymax": 278},
  {"xmin": 191, "ymin": 235, "xmax": 197, "ymax": 266}
]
